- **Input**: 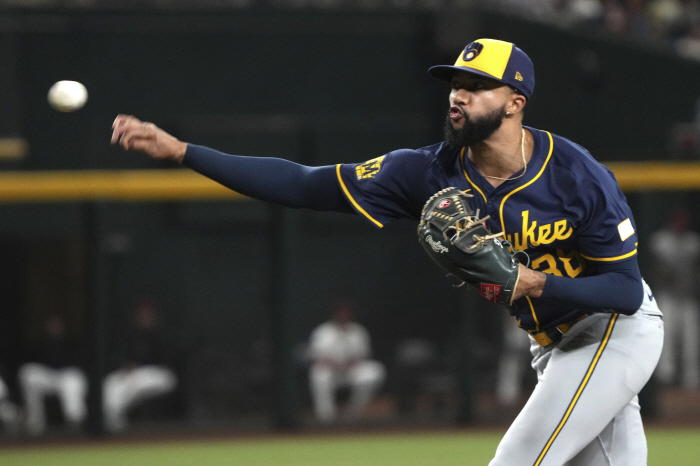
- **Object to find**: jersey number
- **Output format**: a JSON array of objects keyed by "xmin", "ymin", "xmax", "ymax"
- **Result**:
[{"xmin": 531, "ymin": 249, "xmax": 585, "ymax": 278}]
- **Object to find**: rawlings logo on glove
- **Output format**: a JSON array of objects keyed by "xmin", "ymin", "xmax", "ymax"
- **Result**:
[
  {"xmin": 425, "ymin": 235, "xmax": 449, "ymax": 254},
  {"xmin": 417, "ymin": 187, "xmax": 528, "ymax": 305}
]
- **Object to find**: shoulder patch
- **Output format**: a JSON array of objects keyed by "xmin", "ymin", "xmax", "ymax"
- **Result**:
[
  {"xmin": 356, "ymin": 156, "xmax": 385, "ymax": 180},
  {"xmin": 618, "ymin": 218, "xmax": 634, "ymax": 241}
]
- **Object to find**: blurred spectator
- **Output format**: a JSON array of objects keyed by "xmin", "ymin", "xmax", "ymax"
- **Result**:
[
  {"xmin": 2, "ymin": 0, "xmax": 700, "ymax": 63},
  {"xmin": 103, "ymin": 298, "xmax": 177, "ymax": 432},
  {"xmin": 18, "ymin": 314, "xmax": 88, "ymax": 436},
  {"xmin": 0, "ymin": 374, "xmax": 19, "ymax": 434},
  {"xmin": 307, "ymin": 300, "xmax": 386, "ymax": 423},
  {"xmin": 650, "ymin": 208, "xmax": 700, "ymax": 390},
  {"xmin": 625, "ymin": 0, "xmax": 653, "ymax": 38},
  {"xmin": 393, "ymin": 338, "xmax": 439, "ymax": 414},
  {"xmin": 649, "ymin": 0, "xmax": 685, "ymax": 37},
  {"xmin": 565, "ymin": 0, "xmax": 606, "ymax": 27},
  {"xmin": 603, "ymin": 0, "xmax": 629, "ymax": 33},
  {"xmin": 669, "ymin": 94, "xmax": 700, "ymax": 156},
  {"xmin": 675, "ymin": 24, "xmax": 700, "ymax": 60},
  {"xmin": 495, "ymin": 314, "xmax": 533, "ymax": 407},
  {"xmin": 392, "ymin": 338, "xmax": 458, "ymax": 417},
  {"xmin": 490, "ymin": 0, "xmax": 700, "ymax": 61}
]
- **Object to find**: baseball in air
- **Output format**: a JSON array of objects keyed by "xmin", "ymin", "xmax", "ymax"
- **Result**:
[{"xmin": 47, "ymin": 80, "xmax": 88, "ymax": 112}]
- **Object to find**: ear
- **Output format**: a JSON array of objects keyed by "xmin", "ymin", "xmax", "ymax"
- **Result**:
[{"xmin": 506, "ymin": 92, "xmax": 527, "ymax": 116}]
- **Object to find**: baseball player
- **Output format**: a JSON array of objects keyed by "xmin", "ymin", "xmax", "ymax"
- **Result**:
[
  {"xmin": 103, "ymin": 298, "xmax": 177, "ymax": 432},
  {"xmin": 307, "ymin": 300, "xmax": 386, "ymax": 423},
  {"xmin": 649, "ymin": 208, "xmax": 700, "ymax": 389},
  {"xmin": 112, "ymin": 38, "xmax": 664, "ymax": 465},
  {"xmin": 19, "ymin": 314, "xmax": 88, "ymax": 436}
]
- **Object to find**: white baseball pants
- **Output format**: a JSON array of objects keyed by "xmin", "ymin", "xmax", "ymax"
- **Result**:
[
  {"xmin": 309, "ymin": 360, "xmax": 386, "ymax": 422},
  {"xmin": 654, "ymin": 293, "xmax": 700, "ymax": 389},
  {"xmin": 102, "ymin": 365, "xmax": 176, "ymax": 432},
  {"xmin": 490, "ymin": 283, "xmax": 663, "ymax": 466},
  {"xmin": 18, "ymin": 363, "xmax": 88, "ymax": 435}
]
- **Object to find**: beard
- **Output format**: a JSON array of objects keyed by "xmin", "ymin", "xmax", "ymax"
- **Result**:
[{"xmin": 443, "ymin": 104, "xmax": 507, "ymax": 148}]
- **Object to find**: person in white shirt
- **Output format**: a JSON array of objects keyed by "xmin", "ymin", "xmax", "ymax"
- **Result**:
[
  {"xmin": 0, "ymin": 375, "xmax": 19, "ymax": 433},
  {"xmin": 18, "ymin": 314, "xmax": 88, "ymax": 435},
  {"xmin": 103, "ymin": 298, "xmax": 177, "ymax": 432},
  {"xmin": 308, "ymin": 301, "xmax": 386, "ymax": 423},
  {"xmin": 651, "ymin": 208, "xmax": 700, "ymax": 389}
]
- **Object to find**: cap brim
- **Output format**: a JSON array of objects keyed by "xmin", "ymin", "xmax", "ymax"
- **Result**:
[{"xmin": 428, "ymin": 65, "xmax": 503, "ymax": 84}]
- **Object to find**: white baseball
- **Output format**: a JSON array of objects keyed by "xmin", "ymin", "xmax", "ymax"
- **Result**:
[{"xmin": 47, "ymin": 80, "xmax": 88, "ymax": 112}]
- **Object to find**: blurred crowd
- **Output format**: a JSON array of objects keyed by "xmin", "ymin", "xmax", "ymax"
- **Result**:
[
  {"xmin": 494, "ymin": 0, "xmax": 700, "ymax": 61},
  {"xmin": 0, "ymin": 298, "xmax": 178, "ymax": 437},
  {"xmin": 0, "ymin": 0, "xmax": 699, "ymax": 61}
]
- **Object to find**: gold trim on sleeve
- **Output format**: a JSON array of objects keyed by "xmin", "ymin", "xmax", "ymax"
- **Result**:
[
  {"xmin": 335, "ymin": 164, "xmax": 384, "ymax": 229},
  {"xmin": 580, "ymin": 249, "xmax": 638, "ymax": 262}
]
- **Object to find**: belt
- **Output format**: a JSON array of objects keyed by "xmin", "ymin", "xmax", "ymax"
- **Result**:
[{"xmin": 528, "ymin": 314, "xmax": 588, "ymax": 347}]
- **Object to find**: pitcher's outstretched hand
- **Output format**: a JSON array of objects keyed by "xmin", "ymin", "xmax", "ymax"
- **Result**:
[{"xmin": 111, "ymin": 114, "xmax": 187, "ymax": 163}]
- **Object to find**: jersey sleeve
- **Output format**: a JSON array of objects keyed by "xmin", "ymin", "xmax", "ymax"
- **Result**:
[
  {"xmin": 336, "ymin": 149, "xmax": 432, "ymax": 228},
  {"xmin": 576, "ymin": 164, "xmax": 638, "ymax": 262}
]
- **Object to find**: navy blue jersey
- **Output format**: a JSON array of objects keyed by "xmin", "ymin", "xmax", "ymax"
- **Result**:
[{"xmin": 336, "ymin": 127, "xmax": 638, "ymax": 331}]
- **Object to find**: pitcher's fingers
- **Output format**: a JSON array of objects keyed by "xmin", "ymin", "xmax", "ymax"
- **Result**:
[
  {"xmin": 112, "ymin": 114, "xmax": 139, "ymax": 129},
  {"xmin": 114, "ymin": 118, "xmax": 144, "ymax": 135},
  {"xmin": 111, "ymin": 116, "xmax": 141, "ymax": 144},
  {"xmin": 119, "ymin": 133, "xmax": 131, "ymax": 150},
  {"xmin": 119, "ymin": 129, "xmax": 140, "ymax": 150},
  {"xmin": 111, "ymin": 127, "xmax": 125, "ymax": 144}
]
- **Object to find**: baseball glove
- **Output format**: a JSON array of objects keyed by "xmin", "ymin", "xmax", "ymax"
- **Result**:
[{"xmin": 417, "ymin": 187, "xmax": 527, "ymax": 306}]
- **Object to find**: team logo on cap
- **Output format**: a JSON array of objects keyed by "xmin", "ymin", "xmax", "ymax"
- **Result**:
[
  {"xmin": 515, "ymin": 72, "xmax": 524, "ymax": 81},
  {"xmin": 461, "ymin": 41, "xmax": 484, "ymax": 62}
]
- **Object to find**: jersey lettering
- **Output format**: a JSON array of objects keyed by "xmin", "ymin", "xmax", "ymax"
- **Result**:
[
  {"xmin": 337, "ymin": 129, "xmax": 636, "ymax": 331},
  {"xmin": 508, "ymin": 210, "xmax": 573, "ymax": 251}
]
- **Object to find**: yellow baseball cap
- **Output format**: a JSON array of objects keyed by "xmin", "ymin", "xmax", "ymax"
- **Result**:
[{"xmin": 429, "ymin": 39, "xmax": 535, "ymax": 99}]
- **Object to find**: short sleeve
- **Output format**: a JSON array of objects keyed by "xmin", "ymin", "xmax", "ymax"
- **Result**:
[
  {"xmin": 336, "ymin": 149, "xmax": 432, "ymax": 228},
  {"xmin": 576, "ymin": 165, "xmax": 638, "ymax": 262}
]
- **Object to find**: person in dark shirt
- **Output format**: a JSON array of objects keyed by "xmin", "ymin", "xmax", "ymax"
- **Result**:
[
  {"xmin": 102, "ymin": 298, "xmax": 177, "ymax": 432},
  {"xmin": 18, "ymin": 314, "xmax": 87, "ymax": 435}
]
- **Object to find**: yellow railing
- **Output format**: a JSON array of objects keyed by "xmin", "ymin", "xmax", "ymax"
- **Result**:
[
  {"xmin": 604, "ymin": 161, "xmax": 700, "ymax": 191},
  {"xmin": 0, "ymin": 169, "xmax": 245, "ymax": 202},
  {"xmin": 0, "ymin": 161, "xmax": 697, "ymax": 202}
]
